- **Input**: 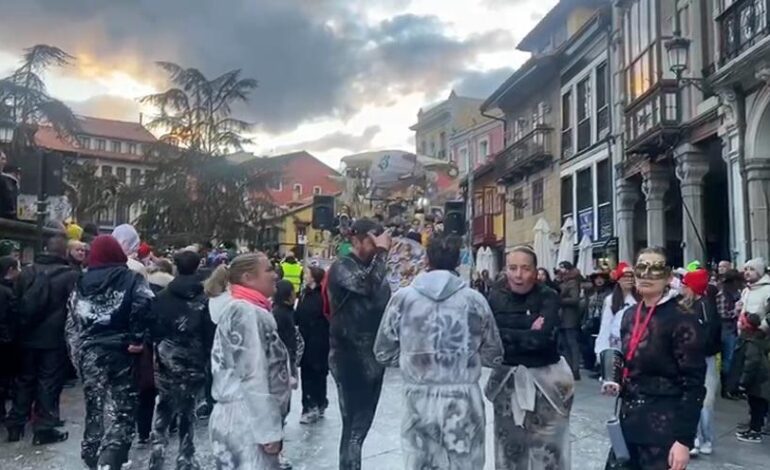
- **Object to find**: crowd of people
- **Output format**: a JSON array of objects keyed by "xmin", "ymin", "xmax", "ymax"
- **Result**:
[{"xmin": 0, "ymin": 216, "xmax": 769, "ymax": 470}]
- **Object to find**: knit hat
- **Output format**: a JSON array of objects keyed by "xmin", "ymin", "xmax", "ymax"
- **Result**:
[
  {"xmin": 65, "ymin": 223, "xmax": 83, "ymax": 241},
  {"xmin": 686, "ymin": 260, "xmax": 701, "ymax": 272},
  {"xmin": 111, "ymin": 224, "xmax": 140, "ymax": 256},
  {"xmin": 611, "ymin": 261, "xmax": 631, "ymax": 281},
  {"xmin": 744, "ymin": 257, "xmax": 767, "ymax": 275},
  {"xmin": 682, "ymin": 268, "xmax": 709, "ymax": 296},
  {"xmin": 88, "ymin": 235, "xmax": 128, "ymax": 268},
  {"xmin": 138, "ymin": 242, "xmax": 152, "ymax": 260}
]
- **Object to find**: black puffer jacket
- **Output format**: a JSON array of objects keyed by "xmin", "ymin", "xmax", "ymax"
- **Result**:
[
  {"xmin": 327, "ymin": 250, "xmax": 390, "ymax": 352},
  {"xmin": 66, "ymin": 264, "xmax": 153, "ymax": 355},
  {"xmin": 695, "ymin": 296, "xmax": 722, "ymax": 357},
  {"xmin": 273, "ymin": 303, "xmax": 299, "ymax": 377},
  {"xmin": 16, "ymin": 254, "xmax": 79, "ymax": 349},
  {"xmin": 151, "ymin": 274, "xmax": 213, "ymax": 384},
  {"xmin": 296, "ymin": 286, "xmax": 329, "ymax": 371},
  {"xmin": 487, "ymin": 282, "xmax": 561, "ymax": 368}
]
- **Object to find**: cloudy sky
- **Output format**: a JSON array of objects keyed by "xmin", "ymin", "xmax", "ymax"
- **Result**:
[{"xmin": 0, "ymin": 0, "xmax": 556, "ymax": 167}]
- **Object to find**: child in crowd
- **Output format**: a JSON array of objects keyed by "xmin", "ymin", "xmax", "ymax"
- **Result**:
[{"xmin": 729, "ymin": 312, "xmax": 770, "ymax": 443}]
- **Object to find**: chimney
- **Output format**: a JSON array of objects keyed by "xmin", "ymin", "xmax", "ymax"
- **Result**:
[{"xmin": 139, "ymin": 112, "xmax": 143, "ymax": 126}]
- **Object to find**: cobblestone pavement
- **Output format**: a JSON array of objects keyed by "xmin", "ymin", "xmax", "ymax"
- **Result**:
[{"xmin": 1, "ymin": 369, "xmax": 768, "ymax": 469}]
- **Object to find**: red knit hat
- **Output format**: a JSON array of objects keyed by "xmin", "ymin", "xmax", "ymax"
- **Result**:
[
  {"xmin": 88, "ymin": 235, "xmax": 128, "ymax": 268},
  {"xmin": 612, "ymin": 261, "xmax": 632, "ymax": 281},
  {"xmin": 683, "ymin": 268, "xmax": 709, "ymax": 296},
  {"xmin": 138, "ymin": 242, "xmax": 152, "ymax": 259}
]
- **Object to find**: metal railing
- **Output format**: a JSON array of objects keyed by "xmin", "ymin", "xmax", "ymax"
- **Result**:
[
  {"xmin": 498, "ymin": 126, "xmax": 553, "ymax": 176},
  {"xmin": 719, "ymin": 0, "xmax": 769, "ymax": 64}
]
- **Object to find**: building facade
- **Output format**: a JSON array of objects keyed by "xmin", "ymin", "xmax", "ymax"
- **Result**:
[
  {"xmin": 558, "ymin": 3, "xmax": 617, "ymax": 265},
  {"xmin": 410, "ymin": 90, "xmax": 488, "ymax": 161},
  {"xmin": 34, "ymin": 116, "xmax": 157, "ymax": 230},
  {"xmin": 448, "ymin": 118, "xmax": 505, "ymax": 176}
]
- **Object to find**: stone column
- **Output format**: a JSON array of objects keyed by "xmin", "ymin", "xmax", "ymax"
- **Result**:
[
  {"xmin": 642, "ymin": 165, "xmax": 670, "ymax": 248},
  {"xmin": 745, "ymin": 158, "xmax": 770, "ymax": 261},
  {"xmin": 616, "ymin": 178, "xmax": 639, "ymax": 263},
  {"xmin": 675, "ymin": 145, "xmax": 710, "ymax": 264},
  {"xmin": 717, "ymin": 87, "xmax": 747, "ymax": 265}
]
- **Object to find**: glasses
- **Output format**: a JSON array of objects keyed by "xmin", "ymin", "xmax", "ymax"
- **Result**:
[{"xmin": 634, "ymin": 261, "xmax": 670, "ymax": 280}]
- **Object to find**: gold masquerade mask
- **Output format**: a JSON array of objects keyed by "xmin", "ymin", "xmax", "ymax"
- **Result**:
[{"xmin": 634, "ymin": 261, "xmax": 670, "ymax": 280}]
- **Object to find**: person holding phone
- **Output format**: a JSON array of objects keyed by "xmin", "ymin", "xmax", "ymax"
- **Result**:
[
  {"xmin": 603, "ymin": 247, "xmax": 706, "ymax": 470},
  {"xmin": 327, "ymin": 218, "xmax": 392, "ymax": 470}
]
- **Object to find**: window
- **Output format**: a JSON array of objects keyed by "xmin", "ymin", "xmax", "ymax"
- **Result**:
[
  {"xmin": 458, "ymin": 146, "xmax": 469, "ymax": 171},
  {"xmin": 596, "ymin": 63, "xmax": 609, "ymax": 140},
  {"xmin": 80, "ymin": 137, "xmax": 91, "ymax": 149},
  {"xmin": 577, "ymin": 168, "xmax": 593, "ymax": 239},
  {"xmin": 624, "ymin": 0, "xmax": 658, "ymax": 102},
  {"xmin": 478, "ymin": 139, "xmax": 489, "ymax": 159},
  {"xmin": 130, "ymin": 169, "xmax": 142, "ymax": 186},
  {"xmin": 596, "ymin": 159, "xmax": 613, "ymax": 240},
  {"xmin": 577, "ymin": 77, "xmax": 591, "ymax": 152},
  {"xmin": 111, "ymin": 141, "xmax": 121, "ymax": 153},
  {"xmin": 473, "ymin": 192, "xmax": 484, "ymax": 216},
  {"xmin": 313, "ymin": 186, "xmax": 322, "ymax": 195},
  {"xmin": 420, "ymin": 140, "xmax": 427, "ymax": 155},
  {"xmin": 561, "ymin": 91, "xmax": 572, "ymax": 159},
  {"xmin": 128, "ymin": 143, "xmax": 137, "ymax": 155},
  {"xmin": 561, "ymin": 176, "xmax": 573, "ymax": 221},
  {"xmin": 483, "ymin": 188, "xmax": 494, "ymax": 215},
  {"xmin": 116, "ymin": 167, "xmax": 126, "ymax": 183},
  {"xmin": 101, "ymin": 165, "xmax": 113, "ymax": 177},
  {"xmin": 531, "ymin": 178, "xmax": 544, "ymax": 215},
  {"xmin": 269, "ymin": 177, "xmax": 282, "ymax": 191},
  {"xmin": 293, "ymin": 183, "xmax": 303, "ymax": 196},
  {"xmin": 513, "ymin": 188, "xmax": 524, "ymax": 220},
  {"xmin": 96, "ymin": 139, "xmax": 106, "ymax": 151}
]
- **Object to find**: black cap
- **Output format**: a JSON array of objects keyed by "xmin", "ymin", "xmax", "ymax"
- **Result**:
[
  {"xmin": 559, "ymin": 261, "xmax": 574, "ymax": 270},
  {"xmin": 350, "ymin": 218, "xmax": 383, "ymax": 237}
]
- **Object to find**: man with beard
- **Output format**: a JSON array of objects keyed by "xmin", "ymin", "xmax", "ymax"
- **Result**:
[{"xmin": 327, "ymin": 218, "xmax": 392, "ymax": 470}]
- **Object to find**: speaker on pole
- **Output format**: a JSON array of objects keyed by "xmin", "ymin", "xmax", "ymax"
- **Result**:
[
  {"xmin": 443, "ymin": 200, "xmax": 465, "ymax": 236},
  {"xmin": 312, "ymin": 195, "xmax": 335, "ymax": 230}
]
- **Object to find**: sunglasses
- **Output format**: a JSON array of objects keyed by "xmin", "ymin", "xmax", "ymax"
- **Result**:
[{"xmin": 634, "ymin": 261, "xmax": 670, "ymax": 280}]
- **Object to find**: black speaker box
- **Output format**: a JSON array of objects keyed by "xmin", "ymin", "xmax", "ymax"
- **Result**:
[
  {"xmin": 312, "ymin": 195, "xmax": 335, "ymax": 230},
  {"xmin": 443, "ymin": 200, "xmax": 465, "ymax": 236}
]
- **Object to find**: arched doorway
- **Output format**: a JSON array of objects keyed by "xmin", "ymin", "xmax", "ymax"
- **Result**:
[{"xmin": 744, "ymin": 85, "xmax": 770, "ymax": 261}]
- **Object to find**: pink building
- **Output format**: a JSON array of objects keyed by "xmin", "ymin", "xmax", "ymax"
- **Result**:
[{"xmin": 448, "ymin": 118, "xmax": 505, "ymax": 176}]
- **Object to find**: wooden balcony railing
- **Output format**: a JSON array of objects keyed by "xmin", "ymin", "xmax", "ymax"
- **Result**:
[
  {"xmin": 719, "ymin": 0, "xmax": 770, "ymax": 64},
  {"xmin": 497, "ymin": 126, "xmax": 554, "ymax": 181}
]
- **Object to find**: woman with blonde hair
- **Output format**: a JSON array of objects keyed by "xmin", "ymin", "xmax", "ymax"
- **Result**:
[{"xmin": 205, "ymin": 252, "xmax": 291, "ymax": 470}]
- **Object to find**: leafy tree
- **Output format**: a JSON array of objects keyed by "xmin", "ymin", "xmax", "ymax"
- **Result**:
[
  {"xmin": 137, "ymin": 63, "xmax": 274, "ymax": 246},
  {"xmin": 140, "ymin": 62, "xmax": 257, "ymax": 156},
  {"xmin": 63, "ymin": 159, "xmax": 126, "ymax": 223},
  {"xmin": 0, "ymin": 45, "xmax": 79, "ymax": 152}
]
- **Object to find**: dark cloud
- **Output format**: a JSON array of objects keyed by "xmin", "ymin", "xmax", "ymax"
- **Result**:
[
  {"xmin": 453, "ymin": 67, "xmax": 515, "ymax": 99},
  {"xmin": 67, "ymin": 95, "xmax": 142, "ymax": 123},
  {"xmin": 0, "ymin": 0, "xmax": 517, "ymax": 133},
  {"xmin": 271, "ymin": 125, "xmax": 381, "ymax": 154}
]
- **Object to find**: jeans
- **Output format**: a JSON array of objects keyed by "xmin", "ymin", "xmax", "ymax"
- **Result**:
[
  {"xmin": 559, "ymin": 328, "xmax": 582, "ymax": 378},
  {"xmin": 696, "ymin": 355, "xmax": 719, "ymax": 446},
  {"xmin": 748, "ymin": 395, "xmax": 769, "ymax": 432},
  {"xmin": 721, "ymin": 330, "xmax": 738, "ymax": 376}
]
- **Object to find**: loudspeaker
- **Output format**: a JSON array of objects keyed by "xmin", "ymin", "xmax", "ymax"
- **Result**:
[
  {"xmin": 312, "ymin": 195, "xmax": 335, "ymax": 230},
  {"xmin": 443, "ymin": 200, "xmax": 465, "ymax": 236},
  {"xmin": 12, "ymin": 150, "xmax": 64, "ymax": 196}
]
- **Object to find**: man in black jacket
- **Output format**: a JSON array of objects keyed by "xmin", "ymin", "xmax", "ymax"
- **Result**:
[
  {"xmin": 148, "ymin": 250, "xmax": 213, "ymax": 470},
  {"xmin": 6, "ymin": 234, "xmax": 79, "ymax": 445},
  {"xmin": 327, "ymin": 219, "xmax": 391, "ymax": 470},
  {"xmin": 486, "ymin": 246, "xmax": 574, "ymax": 469}
]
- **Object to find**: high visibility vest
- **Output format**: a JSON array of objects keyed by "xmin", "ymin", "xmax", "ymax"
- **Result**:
[{"xmin": 281, "ymin": 261, "xmax": 302, "ymax": 293}]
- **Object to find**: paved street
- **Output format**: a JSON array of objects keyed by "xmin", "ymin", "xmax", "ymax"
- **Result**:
[{"xmin": 1, "ymin": 369, "xmax": 768, "ymax": 469}]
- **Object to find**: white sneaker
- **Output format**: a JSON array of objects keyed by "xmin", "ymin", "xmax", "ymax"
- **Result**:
[
  {"xmin": 689, "ymin": 447, "xmax": 699, "ymax": 457},
  {"xmin": 278, "ymin": 451, "xmax": 292, "ymax": 469},
  {"xmin": 699, "ymin": 441, "xmax": 712, "ymax": 455}
]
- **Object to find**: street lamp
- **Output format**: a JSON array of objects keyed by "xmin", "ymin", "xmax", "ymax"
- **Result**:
[{"xmin": 665, "ymin": 36, "xmax": 691, "ymax": 80}]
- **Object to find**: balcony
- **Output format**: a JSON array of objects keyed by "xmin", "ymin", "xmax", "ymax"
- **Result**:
[
  {"xmin": 472, "ymin": 214, "xmax": 495, "ymax": 246},
  {"xmin": 624, "ymin": 86, "xmax": 680, "ymax": 154},
  {"xmin": 719, "ymin": 0, "xmax": 769, "ymax": 65},
  {"xmin": 496, "ymin": 126, "xmax": 554, "ymax": 183}
]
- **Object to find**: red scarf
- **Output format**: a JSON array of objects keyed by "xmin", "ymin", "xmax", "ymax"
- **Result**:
[{"xmin": 231, "ymin": 284, "xmax": 273, "ymax": 311}]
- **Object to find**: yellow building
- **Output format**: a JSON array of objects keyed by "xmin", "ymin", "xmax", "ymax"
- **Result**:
[
  {"xmin": 410, "ymin": 90, "xmax": 488, "ymax": 161},
  {"xmin": 274, "ymin": 201, "xmax": 335, "ymax": 259}
]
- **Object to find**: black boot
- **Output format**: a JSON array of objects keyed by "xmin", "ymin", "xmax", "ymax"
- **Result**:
[
  {"xmin": 6, "ymin": 426, "xmax": 23, "ymax": 442},
  {"xmin": 32, "ymin": 428, "xmax": 68, "ymax": 446}
]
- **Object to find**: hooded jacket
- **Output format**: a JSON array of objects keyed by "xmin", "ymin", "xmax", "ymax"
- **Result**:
[
  {"xmin": 727, "ymin": 329, "xmax": 770, "ymax": 401},
  {"xmin": 296, "ymin": 285, "xmax": 329, "ymax": 370},
  {"xmin": 558, "ymin": 271, "xmax": 582, "ymax": 329},
  {"xmin": 327, "ymin": 250, "xmax": 391, "ymax": 351},
  {"xmin": 66, "ymin": 264, "xmax": 153, "ymax": 357},
  {"xmin": 151, "ymin": 274, "xmax": 214, "ymax": 384},
  {"xmin": 487, "ymin": 281, "xmax": 561, "ymax": 368},
  {"xmin": 16, "ymin": 254, "xmax": 79, "ymax": 349},
  {"xmin": 374, "ymin": 270, "xmax": 503, "ymax": 384},
  {"xmin": 740, "ymin": 274, "xmax": 770, "ymax": 327}
]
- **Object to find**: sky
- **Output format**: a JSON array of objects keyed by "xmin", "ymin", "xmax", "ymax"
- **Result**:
[{"xmin": 0, "ymin": 0, "xmax": 557, "ymax": 168}]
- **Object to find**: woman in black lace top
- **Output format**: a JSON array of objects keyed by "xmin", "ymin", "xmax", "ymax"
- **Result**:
[{"xmin": 603, "ymin": 247, "xmax": 706, "ymax": 470}]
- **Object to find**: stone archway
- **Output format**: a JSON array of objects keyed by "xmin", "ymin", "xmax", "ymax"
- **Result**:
[{"xmin": 744, "ymin": 80, "xmax": 770, "ymax": 260}]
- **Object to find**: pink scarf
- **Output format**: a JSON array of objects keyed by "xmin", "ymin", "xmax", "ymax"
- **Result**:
[{"xmin": 231, "ymin": 284, "xmax": 273, "ymax": 311}]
